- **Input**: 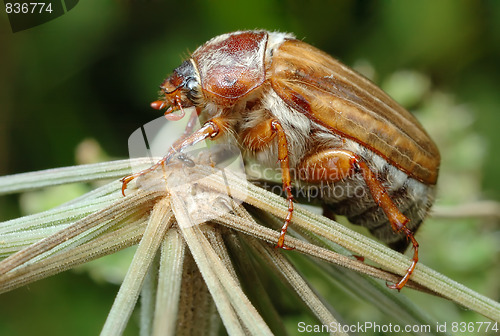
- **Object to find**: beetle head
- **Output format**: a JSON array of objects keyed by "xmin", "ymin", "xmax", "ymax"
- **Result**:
[
  {"xmin": 151, "ymin": 31, "xmax": 269, "ymax": 119},
  {"xmin": 151, "ymin": 60, "xmax": 199, "ymax": 121}
]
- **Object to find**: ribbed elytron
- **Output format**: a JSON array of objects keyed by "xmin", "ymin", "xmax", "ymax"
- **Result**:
[{"xmin": 122, "ymin": 30, "xmax": 440, "ymax": 290}]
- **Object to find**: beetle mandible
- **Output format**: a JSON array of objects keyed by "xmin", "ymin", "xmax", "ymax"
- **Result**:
[{"xmin": 122, "ymin": 30, "xmax": 440, "ymax": 290}]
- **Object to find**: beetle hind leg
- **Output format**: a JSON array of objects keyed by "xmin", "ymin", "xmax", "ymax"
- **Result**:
[{"xmin": 298, "ymin": 149, "xmax": 418, "ymax": 290}]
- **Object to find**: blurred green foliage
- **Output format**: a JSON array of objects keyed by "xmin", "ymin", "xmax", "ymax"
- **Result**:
[{"xmin": 0, "ymin": 0, "xmax": 499, "ymax": 335}]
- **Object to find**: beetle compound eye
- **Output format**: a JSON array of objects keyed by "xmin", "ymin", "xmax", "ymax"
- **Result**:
[
  {"xmin": 185, "ymin": 78, "xmax": 199, "ymax": 101},
  {"xmin": 186, "ymin": 78, "xmax": 197, "ymax": 91}
]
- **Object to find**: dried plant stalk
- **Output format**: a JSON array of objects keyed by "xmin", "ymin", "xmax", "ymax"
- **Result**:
[{"xmin": 0, "ymin": 159, "xmax": 498, "ymax": 336}]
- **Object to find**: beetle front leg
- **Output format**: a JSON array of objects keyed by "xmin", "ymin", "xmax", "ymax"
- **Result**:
[
  {"xmin": 298, "ymin": 149, "xmax": 417, "ymax": 290},
  {"xmin": 242, "ymin": 119, "xmax": 294, "ymax": 249},
  {"xmin": 121, "ymin": 117, "xmax": 224, "ymax": 195}
]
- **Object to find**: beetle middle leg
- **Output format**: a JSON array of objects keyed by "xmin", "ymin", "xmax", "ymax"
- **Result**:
[
  {"xmin": 298, "ymin": 149, "xmax": 418, "ymax": 290},
  {"xmin": 242, "ymin": 118, "xmax": 294, "ymax": 249}
]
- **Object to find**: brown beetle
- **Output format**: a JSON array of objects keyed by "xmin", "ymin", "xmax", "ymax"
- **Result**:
[{"xmin": 122, "ymin": 30, "xmax": 440, "ymax": 290}]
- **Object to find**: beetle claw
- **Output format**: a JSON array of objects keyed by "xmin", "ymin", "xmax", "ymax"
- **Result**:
[{"xmin": 275, "ymin": 233, "xmax": 295, "ymax": 250}]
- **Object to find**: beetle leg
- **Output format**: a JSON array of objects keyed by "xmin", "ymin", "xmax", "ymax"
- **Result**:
[
  {"xmin": 298, "ymin": 149, "xmax": 417, "ymax": 290},
  {"xmin": 121, "ymin": 118, "xmax": 223, "ymax": 195},
  {"xmin": 242, "ymin": 119, "xmax": 294, "ymax": 249},
  {"xmin": 271, "ymin": 120, "xmax": 295, "ymax": 250}
]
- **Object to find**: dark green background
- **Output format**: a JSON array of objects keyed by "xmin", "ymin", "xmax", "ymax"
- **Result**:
[{"xmin": 0, "ymin": 1, "xmax": 499, "ymax": 335}]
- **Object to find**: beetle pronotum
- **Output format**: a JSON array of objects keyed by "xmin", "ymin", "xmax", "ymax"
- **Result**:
[{"xmin": 122, "ymin": 30, "xmax": 440, "ymax": 290}]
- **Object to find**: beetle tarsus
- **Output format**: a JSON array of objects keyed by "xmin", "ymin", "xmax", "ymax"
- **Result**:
[
  {"xmin": 387, "ymin": 227, "xmax": 419, "ymax": 290},
  {"xmin": 120, "ymin": 159, "xmax": 167, "ymax": 196},
  {"xmin": 276, "ymin": 193, "xmax": 295, "ymax": 250},
  {"xmin": 269, "ymin": 120, "xmax": 297, "ymax": 251}
]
